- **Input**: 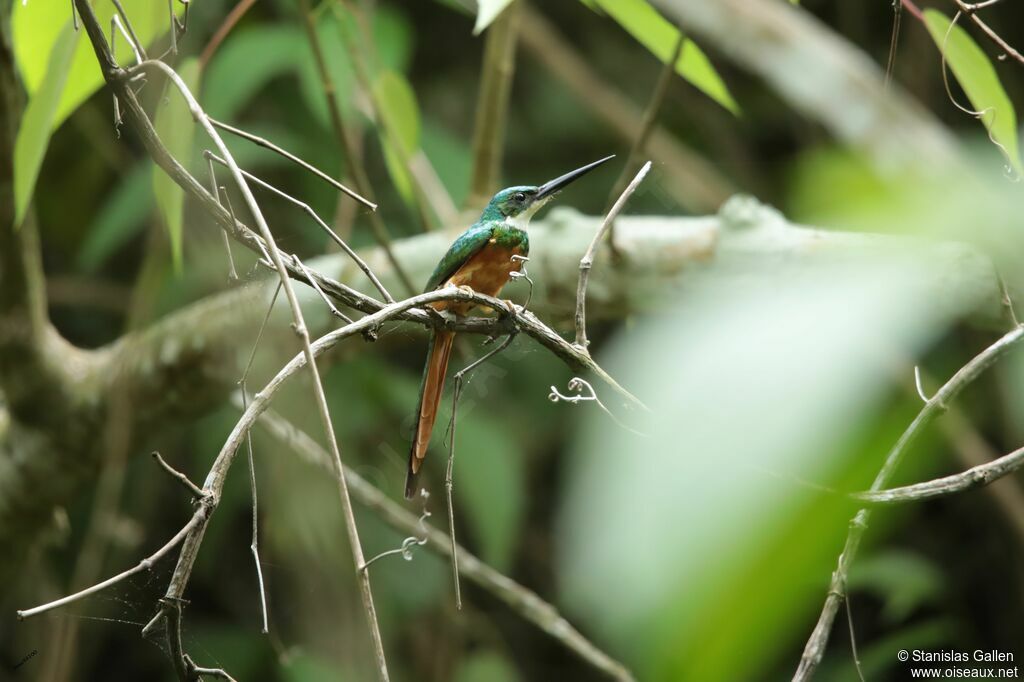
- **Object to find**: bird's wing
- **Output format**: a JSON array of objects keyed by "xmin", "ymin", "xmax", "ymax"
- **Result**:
[{"xmin": 423, "ymin": 223, "xmax": 496, "ymax": 292}]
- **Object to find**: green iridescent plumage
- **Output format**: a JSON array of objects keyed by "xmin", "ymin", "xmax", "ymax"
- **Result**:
[
  {"xmin": 406, "ymin": 157, "xmax": 614, "ymax": 499},
  {"xmin": 423, "ymin": 185, "xmax": 535, "ymax": 292},
  {"xmin": 423, "ymin": 221, "xmax": 530, "ymax": 292}
]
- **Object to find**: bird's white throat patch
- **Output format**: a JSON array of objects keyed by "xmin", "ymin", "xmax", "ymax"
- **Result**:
[{"xmin": 505, "ymin": 195, "xmax": 552, "ymax": 230}]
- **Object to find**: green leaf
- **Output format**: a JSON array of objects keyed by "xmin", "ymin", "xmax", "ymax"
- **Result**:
[
  {"xmin": 373, "ymin": 69, "xmax": 421, "ymax": 203},
  {"xmin": 298, "ymin": 6, "xmax": 412, "ymax": 130},
  {"xmin": 153, "ymin": 58, "xmax": 202, "ymax": 271},
  {"xmin": 474, "ymin": 0, "xmax": 515, "ymax": 35},
  {"xmin": 557, "ymin": 252, "xmax": 974, "ymax": 679},
  {"xmin": 13, "ymin": 0, "xmax": 183, "ymax": 128},
  {"xmin": 589, "ymin": 0, "xmax": 739, "ymax": 115},
  {"xmin": 422, "ymin": 120, "xmax": 473, "ymax": 209},
  {"xmin": 455, "ymin": 408, "xmax": 525, "ymax": 570},
  {"xmin": 203, "ymin": 26, "xmax": 307, "ymax": 121},
  {"xmin": 453, "ymin": 652, "xmax": 521, "ymax": 682},
  {"xmin": 13, "ymin": 21, "xmax": 78, "ymax": 227},
  {"xmin": 78, "ymin": 162, "xmax": 152, "ymax": 271},
  {"xmin": 848, "ymin": 550, "xmax": 944, "ymax": 625},
  {"xmin": 923, "ymin": 9, "xmax": 1021, "ymax": 174}
]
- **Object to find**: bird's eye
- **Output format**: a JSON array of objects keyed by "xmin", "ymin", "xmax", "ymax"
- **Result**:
[{"xmin": 512, "ymin": 192, "xmax": 526, "ymax": 202}]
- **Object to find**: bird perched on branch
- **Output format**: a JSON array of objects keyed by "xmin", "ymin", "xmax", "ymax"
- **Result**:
[{"xmin": 405, "ymin": 156, "xmax": 615, "ymax": 499}]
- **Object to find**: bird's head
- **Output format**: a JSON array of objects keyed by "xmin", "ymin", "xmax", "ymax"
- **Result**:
[{"xmin": 482, "ymin": 155, "xmax": 615, "ymax": 225}]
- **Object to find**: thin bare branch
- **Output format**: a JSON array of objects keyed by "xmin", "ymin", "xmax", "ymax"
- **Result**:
[
  {"xmin": 252, "ymin": 405, "xmax": 636, "ymax": 681},
  {"xmin": 603, "ymin": 29, "xmax": 681, "ymax": 225},
  {"xmin": 17, "ymin": 514, "xmax": 204, "ymax": 620},
  {"xmin": 239, "ymin": 282, "xmax": 282, "ymax": 386},
  {"xmin": 294, "ymin": 0, "xmax": 417, "ymax": 295},
  {"xmin": 151, "ymin": 451, "xmax": 204, "ymax": 499},
  {"xmin": 853, "ymin": 441, "xmax": 1024, "ymax": 505},
  {"xmin": 206, "ymin": 148, "xmax": 393, "ymax": 303},
  {"xmin": 444, "ymin": 332, "xmax": 518, "ymax": 609},
  {"xmin": 199, "ymin": 0, "xmax": 258, "ymax": 67},
  {"xmin": 210, "ymin": 118, "xmax": 375, "ymax": 210},
  {"xmin": 111, "ymin": 0, "xmax": 146, "ymax": 61},
  {"xmin": 125, "ymin": 54, "xmax": 390, "ymax": 680},
  {"xmin": 333, "ymin": 1, "xmax": 456, "ymax": 229},
  {"xmin": 518, "ymin": 4, "xmax": 733, "ymax": 211},
  {"xmin": 294, "ymin": 253, "xmax": 355, "ymax": 324},
  {"xmin": 885, "ymin": 0, "xmax": 903, "ymax": 89},
  {"xmin": 952, "ymin": 0, "xmax": 1024, "ymax": 66},
  {"xmin": 795, "ymin": 324, "xmax": 1024, "ymax": 680},
  {"xmin": 241, "ymin": 389, "xmax": 269, "ymax": 634},
  {"xmin": 216, "ymin": 187, "xmax": 239, "ymax": 280},
  {"xmin": 67, "ymin": 3, "xmax": 650, "ymax": 414},
  {"xmin": 575, "ymin": 161, "xmax": 651, "ymax": 349}
]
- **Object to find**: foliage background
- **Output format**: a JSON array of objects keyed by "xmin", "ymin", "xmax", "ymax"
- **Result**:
[{"xmin": 4, "ymin": 0, "xmax": 1024, "ymax": 680}]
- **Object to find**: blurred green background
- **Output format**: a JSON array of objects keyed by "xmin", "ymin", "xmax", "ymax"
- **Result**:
[{"xmin": 4, "ymin": 0, "xmax": 1024, "ymax": 680}]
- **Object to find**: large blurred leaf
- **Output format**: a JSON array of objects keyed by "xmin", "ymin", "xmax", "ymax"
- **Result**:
[
  {"xmin": 923, "ymin": 9, "xmax": 1021, "ymax": 175},
  {"xmin": 557, "ymin": 243, "xmax": 975, "ymax": 679},
  {"xmin": 13, "ymin": 0, "xmax": 182, "ymax": 127},
  {"xmin": 588, "ymin": 0, "xmax": 739, "ymax": 115},
  {"xmin": 13, "ymin": 21, "xmax": 77, "ymax": 227},
  {"xmin": 153, "ymin": 58, "xmax": 201, "ymax": 271},
  {"xmin": 203, "ymin": 26, "xmax": 307, "ymax": 121},
  {"xmin": 78, "ymin": 162, "xmax": 152, "ymax": 271},
  {"xmin": 373, "ymin": 70, "xmax": 421, "ymax": 204},
  {"xmin": 473, "ymin": 0, "xmax": 515, "ymax": 35}
]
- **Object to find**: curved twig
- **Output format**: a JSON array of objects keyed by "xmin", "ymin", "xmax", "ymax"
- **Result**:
[{"xmin": 795, "ymin": 324, "xmax": 1024, "ymax": 680}]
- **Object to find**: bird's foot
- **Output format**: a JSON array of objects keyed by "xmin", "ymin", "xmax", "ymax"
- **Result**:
[{"xmin": 456, "ymin": 284, "xmax": 477, "ymax": 298}]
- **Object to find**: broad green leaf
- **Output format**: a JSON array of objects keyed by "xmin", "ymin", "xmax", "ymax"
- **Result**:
[
  {"xmin": 153, "ymin": 58, "xmax": 201, "ymax": 271},
  {"xmin": 589, "ymin": 0, "xmax": 739, "ymax": 115},
  {"xmin": 924, "ymin": 9, "xmax": 1021, "ymax": 174},
  {"xmin": 13, "ymin": 21, "xmax": 78, "ymax": 227},
  {"xmin": 13, "ymin": 0, "xmax": 183, "ymax": 128},
  {"xmin": 78, "ymin": 162, "xmax": 152, "ymax": 271},
  {"xmin": 373, "ymin": 70, "xmax": 421, "ymax": 203},
  {"xmin": 558, "ymin": 251, "xmax": 974, "ymax": 679},
  {"xmin": 473, "ymin": 0, "xmax": 515, "ymax": 35}
]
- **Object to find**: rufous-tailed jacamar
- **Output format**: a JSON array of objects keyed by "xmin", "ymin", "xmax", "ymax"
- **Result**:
[{"xmin": 405, "ymin": 155, "xmax": 614, "ymax": 498}]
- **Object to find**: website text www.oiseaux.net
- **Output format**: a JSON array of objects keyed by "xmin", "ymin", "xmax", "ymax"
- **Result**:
[{"xmin": 898, "ymin": 650, "xmax": 1018, "ymax": 679}]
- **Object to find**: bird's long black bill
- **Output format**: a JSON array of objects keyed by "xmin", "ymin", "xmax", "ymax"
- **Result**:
[{"xmin": 535, "ymin": 155, "xmax": 615, "ymax": 201}]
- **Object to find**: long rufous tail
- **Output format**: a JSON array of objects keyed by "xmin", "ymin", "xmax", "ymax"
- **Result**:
[{"xmin": 405, "ymin": 330, "xmax": 455, "ymax": 499}]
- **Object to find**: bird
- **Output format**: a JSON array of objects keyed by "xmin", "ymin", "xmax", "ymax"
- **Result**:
[{"xmin": 405, "ymin": 155, "xmax": 615, "ymax": 499}]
